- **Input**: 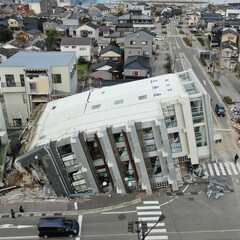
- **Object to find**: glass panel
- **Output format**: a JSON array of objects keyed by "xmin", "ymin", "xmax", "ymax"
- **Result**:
[
  {"xmin": 114, "ymin": 133, "xmax": 124, "ymax": 142},
  {"xmin": 141, "ymin": 127, "xmax": 154, "ymax": 140},
  {"xmin": 191, "ymin": 98, "xmax": 204, "ymax": 124},
  {"xmin": 151, "ymin": 156, "xmax": 162, "ymax": 176},
  {"xmin": 194, "ymin": 126, "xmax": 207, "ymax": 147},
  {"xmin": 169, "ymin": 132, "xmax": 182, "ymax": 153},
  {"xmin": 183, "ymin": 82, "xmax": 199, "ymax": 95}
]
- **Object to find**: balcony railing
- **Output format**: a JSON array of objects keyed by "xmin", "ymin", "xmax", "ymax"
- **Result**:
[{"xmin": 1, "ymin": 82, "xmax": 24, "ymax": 87}]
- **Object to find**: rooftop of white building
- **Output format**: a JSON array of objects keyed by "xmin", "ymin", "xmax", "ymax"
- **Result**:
[
  {"xmin": 30, "ymin": 69, "xmax": 202, "ymax": 148},
  {"xmin": 0, "ymin": 51, "xmax": 75, "ymax": 70}
]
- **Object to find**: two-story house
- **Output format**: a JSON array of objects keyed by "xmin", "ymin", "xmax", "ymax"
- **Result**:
[
  {"xmin": 0, "ymin": 51, "xmax": 77, "ymax": 128},
  {"xmin": 43, "ymin": 20, "xmax": 60, "ymax": 35},
  {"xmin": 124, "ymin": 31, "xmax": 153, "ymax": 65},
  {"xmin": 7, "ymin": 18, "xmax": 23, "ymax": 31},
  {"xmin": 188, "ymin": 12, "xmax": 201, "ymax": 26},
  {"xmin": 60, "ymin": 37, "xmax": 92, "ymax": 62},
  {"xmin": 75, "ymin": 22, "xmax": 99, "ymax": 39},
  {"xmin": 99, "ymin": 45, "xmax": 123, "ymax": 63},
  {"xmin": 88, "ymin": 4, "xmax": 110, "ymax": 16},
  {"xmin": 117, "ymin": 12, "xmax": 155, "ymax": 32}
]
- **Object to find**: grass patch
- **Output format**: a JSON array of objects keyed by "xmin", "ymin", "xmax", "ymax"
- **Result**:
[
  {"xmin": 183, "ymin": 37, "xmax": 192, "ymax": 47},
  {"xmin": 0, "ymin": 146, "xmax": 7, "ymax": 165},
  {"xmin": 214, "ymin": 80, "xmax": 221, "ymax": 86},
  {"xmin": 197, "ymin": 37, "xmax": 205, "ymax": 46},
  {"xmin": 77, "ymin": 64, "xmax": 89, "ymax": 80},
  {"xmin": 224, "ymin": 96, "xmax": 232, "ymax": 104},
  {"xmin": 200, "ymin": 59, "xmax": 207, "ymax": 66},
  {"xmin": 179, "ymin": 30, "xmax": 185, "ymax": 34}
]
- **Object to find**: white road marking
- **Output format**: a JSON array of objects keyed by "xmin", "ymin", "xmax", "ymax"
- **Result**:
[
  {"xmin": 101, "ymin": 210, "xmax": 136, "ymax": 214},
  {"xmin": 137, "ymin": 211, "xmax": 162, "ymax": 216},
  {"xmin": 143, "ymin": 201, "xmax": 159, "ymax": 205},
  {"xmin": 138, "ymin": 217, "xmax": 160, "ymax": 221},
  {"xmin": 137, "ymin": 206, "xmax": 160, "ymax": 210},
  {"xmin": 208, "ymin": 163, "xmax": 214, "ymax": 176},
  {"xmin": 147, "ymin": 223, "xmax": 165, "ymax": 227},
  {"xmin": 213, "ymin": 163, "xmax": 220, "ymax": 176},
  {"xmin": 0, "ymin": 224, "xmax": 34, "ymax": 229},
  {"xmin": 159, "ymin": 198, "xmax": 175, "ymax": 207},
  {"xmin": 78, "ymin": 215, "xmax": 83, "ymax": 238},
  {"xmin": 215, "ymin": 156, "xmax": 218, "ymax": 163},
  {"xmin": 236, "ymin": 162, "xmax": 240, "ymax": 172},
  {"xmin": 230, "ymin": 162, "xmax": 238, "ymax": 175},
  {"xmin": 219, "ymin": 163, "xmax": 226, "ymax": 175},
  {"xmin": 145, "ymin": 236, "xmax": 168, "ymax": 240},
  {"xmin": 224, "ymin": 162, "xmax": 232, "ymax": 175},
  {"xmin": 150, "ymin": 229, "xmax": 167, "ymax": 233}
]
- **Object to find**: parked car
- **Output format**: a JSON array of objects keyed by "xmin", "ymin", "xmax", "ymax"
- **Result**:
[
  {"xmin": 156, "ymin": 36, "xmax": 164, "ymax": 41},
  {"xmin": 215, "ymin": 103, "xmax": 225, "ymax": 117}
]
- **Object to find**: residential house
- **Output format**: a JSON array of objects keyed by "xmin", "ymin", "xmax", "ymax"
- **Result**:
[
  {"xmin": 89, "ymin": 71, "xmax": 112, "ymax": 81},
  {"xmin": 88, "ymin": 14, "xmax": 104, "ymax": 24},
  {"xmin": 99, "ymin": 45, "xmax": 122, "ymax": 63},
  {"xmin": 105, "ymin": 16, "xmax": 118, "ymax": 28},
  {"xmin": 7, "ymin": 18, "xmax": 23, "ymax": 31},
  {"xmin": 60, "ymin": 37, "xmax": 91, "ymax": 62},
  {"xmin": 124, "ymin": 55, "xmax": 150, "ymax": 79},
  {"xmin": 124, "ymin": 31, "xmax": 154, "ymax": 65},
  {"xmin": 220, "ymin": 40, "xmax": 238, "ymax": 70},
  {"xmin": 88, "ymin": 4, "xmax": 110, "ymax": 15},
  {"xmin": 188, "ymin": 12, "xmax": 201, "ymax": 26},
  {"xmin": 0, "ymin": 51, "xmax": 77, "ymax": 128},
  {"xmin": 56, "ymin": 24, "xmax": 69, "ymax": 37},
  {"xmin": 17, "ymin": 29, "xmax": 42, "ymax": 41},
  {"xmin": 75, "ymin": 22, "xmax": 99, "ymax": 39},
  {"xmin": 25, "ymin": 40, "xmax": 46, "ymax": 51},
  {"xmin": 226, "ymin": 9, "xmax": 240, "ymax": 19},
  {"xmin": 16, "ymin": 69, "xmax": 214, "ymax": 196},
  {"xmin": 97, "ymin": 37, "xmax": 111, "ymax": 53},
  {"xmin": 23, "ymin": 17, "xmax": 43, "ymax": 31},
  {"xmin": 25, "ymin": 0, "xmax": 41, "ymax": 14},
  {"xmin": 2, "ymin": 39, "xmax": 27, "ymax": 49},
  {"xmin": 210, "ymin": 26, "xmax": 222, "ymax": 47},
  {"xmin": 221, "ymin": 28, "xmax": 238, "ymax": 43},
  {"xmin": 99, "ymin": 26, "xmax": 112, "ymax": 37},
  {"xmin": 92, "ymin": 60, "xmax": 122, "ymax": 79},
  {"xmin": 201, "ymin": 12, "xmax": 222, "ymax": 34},
  {"xmin": 117, "ymin": 12, "xmax": 155, "ymax": 32},
  {"xmin": 43, "ymin": 20, "xmax": 60, "ymax": 35},
  {"xmin": 0, "ymin": 48, "xmax": 19, "ymax": 63},
  {"xmin": 0, "ymin": 20, "xmax": 8, "ymax": 29},
  {"xmin": 125, "ymin": 2, "xmax": 151, "ymax": 16}
]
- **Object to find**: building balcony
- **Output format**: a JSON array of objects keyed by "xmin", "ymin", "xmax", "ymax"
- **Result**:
[{"xmin": 1, "ymin": 82, "xmax": 25, "ymax": 93}]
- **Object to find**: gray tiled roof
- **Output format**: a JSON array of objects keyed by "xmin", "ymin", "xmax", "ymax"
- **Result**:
[
  {"xmin": 124, "ymin": 31, "xmax": 154, "ymax": 41},
  {"xmin": 25, "ymin": 29, "xmax": 42, "ymax": 35},
  {"xmin": 95, "ymin": 4, "xmax": 110, "ymax": 11},
  {"xmin": 61, "ymin": 37, "xmax": 91, "ymax": 46},
  {"xmin": 222, "ymin": 28, "xmax": 238, "ymax": 35},
  {"xmin": 0, "ymin": 51, "xmax": 75, "ymax": 70},
  {"xmin": 86, "ymin": 22, "xmax": 98, "ymax": 29},
  {"xmin": 99, "ymin": 45, "xmax": 122, "ymax": 56},
  {"xmin": 124, "ymin": 56, "xmax": 150, "ymax": 69}
]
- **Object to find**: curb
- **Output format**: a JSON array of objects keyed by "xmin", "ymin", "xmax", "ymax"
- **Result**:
[{"xmin": 0, "ymin": 198, "xmax": 142, "ymax": 218}]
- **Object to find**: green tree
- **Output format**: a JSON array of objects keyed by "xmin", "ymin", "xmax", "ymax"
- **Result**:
[
  {"xmin": 45, "ymin": 29, "xmax": 59, "ymax": 47},
  {"xmin": 118, "ymin": 10, "xmax": 124, "ymax": 16},
  {"xmin": 81, "ymin": 17, "xmax": 91, "ymax": 24},
  {"xmin": 110, "ymin": 39, "xmax": 118, "ymax": 46},
  {"xmin": 0, "ymin": 29, "xmax": 13, "ymax": 43}
]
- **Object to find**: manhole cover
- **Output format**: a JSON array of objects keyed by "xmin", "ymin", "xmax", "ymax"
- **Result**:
[{"xmin": 118, "ymin": 214, "xmax": 126, "ymax": 220}]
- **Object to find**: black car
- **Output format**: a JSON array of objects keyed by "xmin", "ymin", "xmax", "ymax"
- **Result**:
[{"xmin": 215, "ymin": 103, "xmax": 225, "ymax": 117}]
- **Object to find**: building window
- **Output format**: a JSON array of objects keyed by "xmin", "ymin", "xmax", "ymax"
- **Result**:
[
  {"xmin": 79, "ymin": 47, "xmax": 87, "ymax": 51},
  {"xmin": 138, "ymin": 95, "xmax": 147, "ymax": 100},
  {"xmin": 118, "ymin": 147, "xmax": 128, "ymax": 157},
  {"xmin": 5, "ymin": 74, "xmax": 15, "ymax": 87},
  {"xmin": 151, "ymin": 156, "xmax": 162, "ymax": 176},
  {"xmin": 52, "ymin": 74, "xmax": 62, "ymax": 84},
  {"xmin": 20, "ymin": 74, "xmax": 25, "ymax": 86},
  {"xmin": 166, "ymin": 105, "xmax": 178, "ymax": 128},
  {"xmin": 45, "ymin": 24, "xmax": 49, "ymax": 28},
  {"xmin": 141, "ymin": 41, "xmax": 147, "ymax": 45},
  {"xmin": 63, "ymin": 158, "xmax": 77, "ymax": 167},
  {"xmin": 130, "ymin": 41, "xmax": 136, "ymax": 45},
  {"xmin": 13, "ymin": 118, "xmax": 22, "ymax": 127},
  {"xmin": 226, "ymin": 51, "xmax": 231, "ymax": 57},
  {"xmin": 65, "ymin": 46, "xmax": 69, "ymax": 48},
  {"xmin": 29, "ymin": 83, "xmax": 37, "ymax": 92},
  {"xmin": 132, "ymin": 71, "xmax": 139, "ymax": 76},
  {"xmin": 114, "ymin": 132, "xmax": 124, "ymax": 142},
  {"xmin": 112, "ymin": 57, "xmax": 118, "ymax": 61},
  {"xmin": 190, "ymin": 98, "xmax": 204, "ymax": 124},
  {"xmin": 114, "ymin": 99, "xmax": 124, "ymax": 105},
  {"xmin": 92, "ymin": 104, "xmax": 101, "ymax": 110},
  {"xmin": 194, "ymin": 126, "xmax": 207, "ymax": 147},
  {"xmin": 72, "ymin": 46, "xmax": 76, "ymax": 49},
  {"xmin": 72, "ymin": 172, "xmax": 84, "ymax": 181},
  {"xmin": 169, "ymin": 132, "xmax": 182, "ymax": 153},
  {"xmin": 141, "ymin": 127, "xmax": 154, "ymax": 140},
  {"xmin": 143, "ymin": 51, "xmax": 149, "ymax": 57},
  {"xmin": 145, "ymin": 144, "xmax": 157, "ymax": 152}
]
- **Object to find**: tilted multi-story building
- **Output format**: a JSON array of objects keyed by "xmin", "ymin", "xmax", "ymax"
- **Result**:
[
  {"xmin": 16, "ymin": 69, "xmax": 214, "ymax": 197},
  {"xmin": 0, "ymin": 51, "xmax": 77, "ymax": 128}
]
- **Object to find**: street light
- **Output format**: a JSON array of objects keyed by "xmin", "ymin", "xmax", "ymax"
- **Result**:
[{"xmin": 142, "ymin": 215, "xmax": 166, "ymax": 240}]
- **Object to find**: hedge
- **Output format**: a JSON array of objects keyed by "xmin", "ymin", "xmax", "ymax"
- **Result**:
[
  {"xmin": 183, "ymin": 37, "xmax": 192, "ymax": 47},
  {"xmin": 197, "ymin": 37, "xmax": 205, "ymax": 46},
  {"xmin": 200, "ymin": 59, "xmax": 207, "ymax": 66},
  {"xmin": 224, "ymin": 96, "xmax": 232, "ymax": 104},
  {"xmin": 214, "ymin": 80, "xmax": 221, "ymax": 86},
  {"xmin": 179, "ymin": 30, "xmax": 185, "ymax": 34}
]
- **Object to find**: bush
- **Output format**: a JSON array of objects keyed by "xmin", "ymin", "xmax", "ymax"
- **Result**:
[
  {"xmin": 177, "ymin": 26, "xmax": 182, "ymax": 28},
  {"xmin": 78, "ymin": 57, "xmax": 87, "ymax": 64},
  {"xmin": 214, "ymin": 80, "xmax": 221, "ymax": 86},
  {"xmin": 162, "ymin": 31, "xmax": 167, "ymax": 34},
  {"xmin": 197, "ymin": 37, "xmax": 205, "ymax": 46},
  {"xmin": 200, "ymin": 59, "xmax": 207, "ymax": 66},
  {"xmin": 224, "ymin": 96, "xmax": 232, "ymax": 104},
  {"xmin": 183, "ymin": 37, "xmax": 192, "ymax": 47},
  {"xmin": 179, "ymin": 30, "xmax": 185, "ymax": 34},
  {"xmin": 208, "ymin": 72, "xmax": 213, "ymax": 77},
  {"xmin": 167, "ymin": 68, "xmax": 173, "ymax": 73},
  {"xmin": 194, "ymin": 33, "xmax": 201, "ymax": 36}
]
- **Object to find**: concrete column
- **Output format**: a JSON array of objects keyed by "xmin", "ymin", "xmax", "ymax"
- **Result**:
[
  {"xmin": 151, "ymin": 121, "xmax": 169, "ymax": 179},
  {"xmin": 97, "ymin": 126, "xmax": 126, "ymax": 194},
  {"xmin": 158, "ymin": 116, "xmax": 178, "ymax": 191},
  {"xmin": 126, "ymin": 121, "xmax": 152, "ymax": 195},
  {"xmin": 71, "ymin": 131, "xmax": 99, "ymax": 193}
]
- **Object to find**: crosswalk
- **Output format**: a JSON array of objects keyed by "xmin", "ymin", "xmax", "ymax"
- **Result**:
[
  {"xmin": 136, "ymin": 201, "xmax": 168, "ymax": 240},
  {"xmin": 202, "ymin": 162, "xmax": 240, "ymax": 177}
]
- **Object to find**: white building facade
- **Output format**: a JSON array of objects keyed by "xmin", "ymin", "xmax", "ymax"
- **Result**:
[
  {"xmin": 16, "ymin": 69, "xmax": 214, "ymax": 197},
  {"xmin": 0, "ymin": 51, "xmax": 77, "ymax": 128}
]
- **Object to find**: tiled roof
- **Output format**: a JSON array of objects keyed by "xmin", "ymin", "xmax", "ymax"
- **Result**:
[
  {"xmin": 124, "ymin": 31, "xmax": 154, "ymax": 41},
  {"xmin": 95, "ymin": 4, "xmax": 110, "ymax": 11},
  {"xmin": 61, "ymin": 37, "xmax": 91, "ymax": 46},
  {"xmin": 25, "ymin": 29, "xmax": 42, "ymax": 35},
  {"xmin": 99, "ymin": 45, "xmax": 122, "ymax": 56},
  {"xmin": 222, "ymin": 28, "xmax": 238, "ymax": 35},
  {"xmin": 86, "ymin": 22, "xmax": 98, "ymax": 29},
  {"xmin": 0, "ymin": 51, "xmax": 75, "ymax": 70},
  {"xmin": 124, "ymin": 56, "xmax": 150, "ymax": 69}
]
